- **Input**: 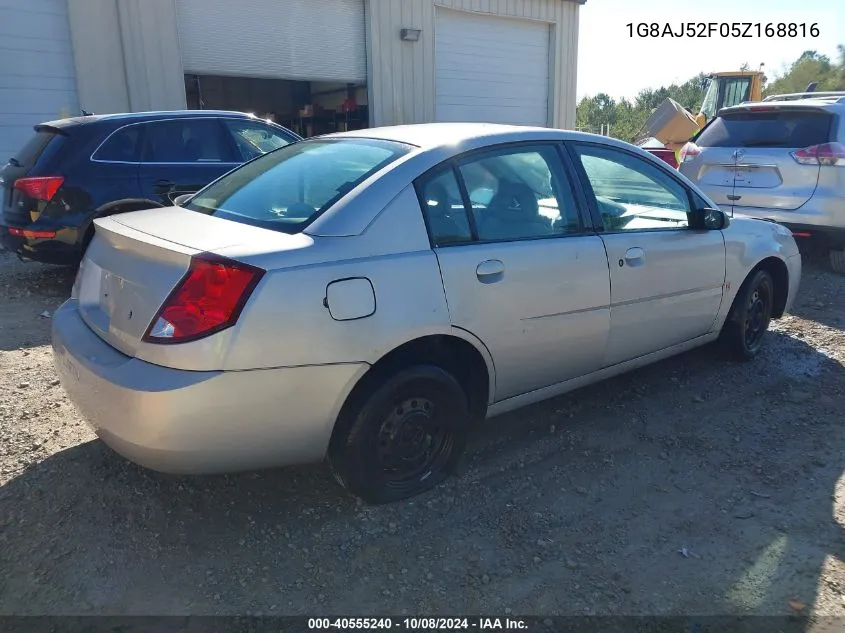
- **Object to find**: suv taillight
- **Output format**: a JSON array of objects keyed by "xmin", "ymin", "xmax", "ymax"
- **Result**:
[
  {"xmin": 790, "ymin": 142, "xmax": 845, "ymax": 167},
  {"xmin": 679, "ymin": 142, "xmax": 701, "ymax": 163},
  {"xmin": 142, "ymin": 255, "xmax": 265, "ymax": 345},
  {"xmin": 13, "ymin": 176, "xmax": 64, "ymax": 201}
]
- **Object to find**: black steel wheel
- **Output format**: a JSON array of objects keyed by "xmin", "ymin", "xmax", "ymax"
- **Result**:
[
  {"xmin": 328, "ymin": 365, "xmax": 470, "ymax": 504},
  {"xmin": 721, "ymin": 269, "xmax": 774, "ymax": 361}
]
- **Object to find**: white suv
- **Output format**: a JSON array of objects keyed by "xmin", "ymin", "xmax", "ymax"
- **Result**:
[{"xmin": 679, "ymin": 92, "xmax": 845, "ymax": 272}]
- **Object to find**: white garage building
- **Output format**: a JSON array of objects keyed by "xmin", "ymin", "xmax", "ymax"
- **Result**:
[{"xmin": 0, "ymin": 0, "xmax": 583, "ymax": 159}]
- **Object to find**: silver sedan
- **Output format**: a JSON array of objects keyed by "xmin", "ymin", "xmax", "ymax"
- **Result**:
[{"xmin": 52, "ymin": 123, "xmax": 802, "ymax": 503}]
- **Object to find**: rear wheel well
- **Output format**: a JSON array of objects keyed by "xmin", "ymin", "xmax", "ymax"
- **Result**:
[
  {"xmin": 751, "ymin": 257, "xmax": 789, "ymax": 318},
  {"xmin": 332, "ymin": 335, "xmax": 490, "ymax": 446}
]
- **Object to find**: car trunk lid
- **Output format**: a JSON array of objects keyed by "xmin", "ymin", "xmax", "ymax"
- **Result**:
[
  {"xmin": 76, "ymin": 206, "xmax": 310, "ymax": 357},
  {"xmin": 731, "ymin": 147, "xmax": 821, "ymax": 210},
  {"xmin": 75, "ymin": 217, "xmax": 197, "ymax": 358}
]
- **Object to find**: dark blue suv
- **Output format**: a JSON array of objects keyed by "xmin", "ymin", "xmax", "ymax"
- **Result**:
[{"xmin": 0, "ymin": 110, "xmax": 300, "ymax": 265}]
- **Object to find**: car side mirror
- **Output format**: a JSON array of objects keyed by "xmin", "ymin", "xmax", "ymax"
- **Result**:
[
  {"xmin": 172, "ymin": 193, "xmax": 193, "ymax": 207},
  {"xmin": 690, "ymin": 207, "xmax": 729, "ymax": 230}
]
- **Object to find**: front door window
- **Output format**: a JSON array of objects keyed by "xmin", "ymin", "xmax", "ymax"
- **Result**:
[{"xmin": 574, "ymin": 144, "xmax": 691, "ymax": 232}]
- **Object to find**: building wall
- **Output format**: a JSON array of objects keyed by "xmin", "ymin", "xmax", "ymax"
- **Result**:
[
  {"xmin": 66, "ymin": 0, "xmax": 579, "ymax": 127},
  {"xmin": 366, "ymin": 0, "xmax": 580, "ymax": 129},
  {"xmin": 67, "ymin": 0, "xmax": 186, "ymax": 114},
  {"xmin": 0, "ymin": 0, "xmax": 79, "ymax": 159}
]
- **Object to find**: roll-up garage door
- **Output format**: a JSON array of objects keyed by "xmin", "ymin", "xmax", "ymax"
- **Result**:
[
  {"xmin": 0, "ymin": 0, "xmax": 79, "ymax": 160},
  {"xmin": 435, "ymin": 8, "xmax": 550, "ymax": 127},
  {"xmin": 175, "ymin": 0, "xmax": 366, "ymax": 82}
]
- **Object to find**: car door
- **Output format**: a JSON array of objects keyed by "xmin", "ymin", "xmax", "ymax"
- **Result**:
[
  {"xmin": 137, "ymin": 118, "xmax": 240, "ymax": 205},
  {"xmin": 416, "ymin": 143, "xmax": 611, "ymax": 401},
  {"xmin": 568, "ymin": 142, "xmax": 726, "ymax": 367},
  {"xmin": 87, "ymin": 123, "xmax": 144, "ymax": 209}
]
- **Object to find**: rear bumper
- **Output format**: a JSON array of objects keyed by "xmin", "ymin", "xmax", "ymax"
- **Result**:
[
  {"xmin": 730, "ymin": 201, "xmax": 845, "ymax": 248},
  {"xmin": 779, "ymin": 224, "xmax": 845, "ymax": 249},
  {"xmin": 51, "ymin": 299, "xmax": 367, "ymax": 474},
  {"xmin": 0, "ymin": 222, "xmax": 85, "ymax": 265}
]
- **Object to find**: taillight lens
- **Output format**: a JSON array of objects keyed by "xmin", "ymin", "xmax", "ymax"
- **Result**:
[
  {"xmin": 143, "ymin": 255, "xmax": 265, "ymax": 345},
  {"xmin": 13, "ymin": 176, "xmax": 64, "ymax": 201},
  {"xmin": 790, "ymin": 142, "xmax": 845, "ymax": 166},
  {"xmin": 8, "ymin": 227, "xmax": 57, "ymax": 239},
  {"xmin": 679, "ymin": 142, "xmax": 701, "ymax": 163}
]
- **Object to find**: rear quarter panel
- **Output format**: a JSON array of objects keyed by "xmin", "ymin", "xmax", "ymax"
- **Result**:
[
  {"xmin": 226, "ymin": 249, "xmax": 451, "ymax": 369},
  {"xmin": 130, "ymin": 185, "xmax": 469, "ymax": 374},
  {"xmin": 226, "ymin": 185, "xmax": 454, "ymax": 370}
]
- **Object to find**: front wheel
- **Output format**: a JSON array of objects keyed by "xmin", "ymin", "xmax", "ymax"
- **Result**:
[
  {"xmin": 328, "ymin": 365, "xmax": 470, "ymax": 504},
  {"xmin": 720, "ymin": 269, "xmax": 774, "ymax": 361}
]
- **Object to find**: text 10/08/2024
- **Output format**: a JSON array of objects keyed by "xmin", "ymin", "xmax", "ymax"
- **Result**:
[
  {"xmin": 308, "ymin": 618, "xmax": 528, "ymax": 630},
  {"xmin": 627, "ymin": 22, "xmax": 820, "ymax": 38}
]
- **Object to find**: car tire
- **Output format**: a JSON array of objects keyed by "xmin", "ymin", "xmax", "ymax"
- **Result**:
[
  {"xmin": 328, "ymin": 365, "xmax": 470, "ymax": 505},
  {"xmin": 829, "ymin": 249, "xmax": 845, "ymax": 274},
  {"xmin": 720, "ymin": 268, "xmax": 775, "ymax": 361}
]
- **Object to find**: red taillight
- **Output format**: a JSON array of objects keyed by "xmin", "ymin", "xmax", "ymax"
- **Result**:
[
  {"xmin": 143, "ymin": 255, "xmax": 265, "ymax": 345},
  {"xmin": 791, "ymin": 142, "xmax": 845, "ymax": 166},
  {"xmin": 679, "ymin": 142, "xmax": 701, "ymax": 163},
  {"xmin": 13, "ymin": 176, "xmax": 64, "ymax": 201},
  {"xmin": 8, "ymin": 227, "xmax": 57, "ymax": 239}
]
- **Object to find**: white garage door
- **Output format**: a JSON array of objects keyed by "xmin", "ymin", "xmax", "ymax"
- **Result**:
[
  {"xmin": 175, "ymin": 0, "xmax": 366, "ymax": 82},
  {"xmin": 435, "ymin": 9, "xmax": 550, "ymax": 127},
  {"xmin": 0, "ymin": 0, "xmax": 79, "ymax": 161}
]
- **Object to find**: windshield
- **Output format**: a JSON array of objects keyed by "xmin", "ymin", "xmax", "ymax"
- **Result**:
[
  {"xmin": 721, "ymin": 77, "xmax": 752, "ymax": 110},
  {"xmin": 185, "ymin": 138, "xmax": 412, "ymax": 233}
]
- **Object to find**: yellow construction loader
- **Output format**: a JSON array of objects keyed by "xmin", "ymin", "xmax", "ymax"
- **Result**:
[{"xmin": 641, "ymin": 70, "xmax": 766, "ymax": 166}]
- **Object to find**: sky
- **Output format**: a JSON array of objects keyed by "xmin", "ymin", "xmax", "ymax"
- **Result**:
[{"xmin": 577, "ymin": 0, "xmax": 844, "ymax": 101}]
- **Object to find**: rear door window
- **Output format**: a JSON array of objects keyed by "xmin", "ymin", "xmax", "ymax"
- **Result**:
[
  {"xmin": 696, "ymin": 110, "xmax": 833, "ymax": 148},
  {"xmin": 456, "ymin": 145, "xmax": 583, "ymax": 241},
  {"xmin": 93, "ymin": 126, "xmax": 143, "ymax": 162},
  {"xmin": 140, "ymin": 119, "xmax": 237, "ymax": 163}
]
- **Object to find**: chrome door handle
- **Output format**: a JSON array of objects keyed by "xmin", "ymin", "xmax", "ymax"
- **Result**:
[
  {"xmin": 620, "ymin": 247, "xmax": 645, "ymax": 267},
  {"xmin": 476, "ymin": 259, "xmax": 505, "ymax": 283}
]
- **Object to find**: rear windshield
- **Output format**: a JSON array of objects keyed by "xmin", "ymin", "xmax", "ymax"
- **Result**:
[
  {"xmin": 185, "ymin": 138, "xmax": 411, "ymax": 233},
  {"xmin": 11, "ymin": 129, "xmax": 59, "ymax": 167},
  {"xmin": 696, "ymin": 110, "xmax": 833, "ymax": 149}
]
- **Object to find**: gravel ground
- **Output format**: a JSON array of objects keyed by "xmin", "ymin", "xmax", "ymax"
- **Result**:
[{"xmin": 0, "ymin": 249, "xmax": 843, "ymax": 617}]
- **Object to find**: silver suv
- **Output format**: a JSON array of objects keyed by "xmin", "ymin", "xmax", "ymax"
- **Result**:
[{"xmin": 679, "ymin": 92, "xmax": 845, "ymax": 272}]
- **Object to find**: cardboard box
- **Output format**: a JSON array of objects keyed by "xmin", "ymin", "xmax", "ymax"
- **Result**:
[{"xmin": 645, "ymin": 98, "xmax": 700, "ymax": 146}]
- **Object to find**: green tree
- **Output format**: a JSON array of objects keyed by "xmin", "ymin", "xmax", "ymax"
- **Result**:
[
  {"xmin": 765, "ymin": 50, "xmax": 844, "ymax": 95},
  {"xmin": 576, "ymin": 46, "xmax": 844, "ymax": 144}
]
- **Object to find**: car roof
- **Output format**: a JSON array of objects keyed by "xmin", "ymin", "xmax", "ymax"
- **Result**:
[
  {"xmin": 325, "ymin": 122, "xmax": 625, "ymax": 150},
  {"xmin": 307, "ymin": 122, "xmax": 689, "ymax": 237},
  {"xmin": 37, "ymin": 110, "xmax": 258, "ymax": 129},
  {"xmin": 720, "ymin": 99, "xmax": 845, "ymax": 116}
]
